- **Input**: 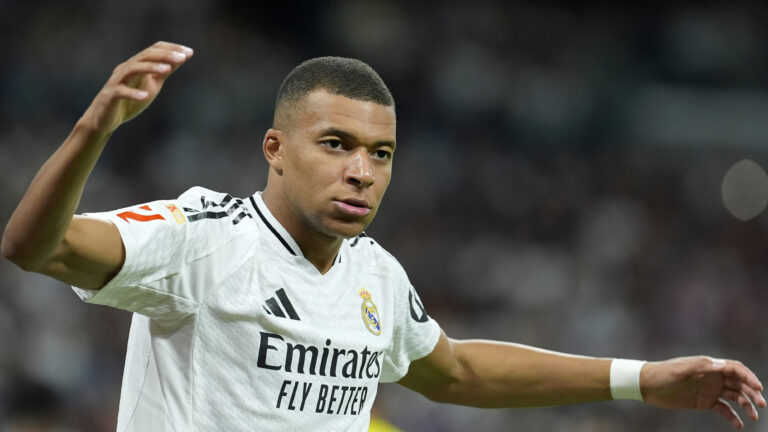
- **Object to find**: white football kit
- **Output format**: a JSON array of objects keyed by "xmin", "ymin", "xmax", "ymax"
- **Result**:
[{"xmin": 72, "ymin": 187, "xmax": 441, "ymax": 431}]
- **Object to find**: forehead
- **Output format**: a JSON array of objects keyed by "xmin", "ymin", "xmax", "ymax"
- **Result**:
[{"xmin": 292, "ymin": 89, "xmax": 396, "ymax": 142}]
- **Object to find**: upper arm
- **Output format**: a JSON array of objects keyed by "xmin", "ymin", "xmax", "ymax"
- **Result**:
[
  {"xmin": 39, "ymin": 215, "xmax": 125, "ymax": 290},
  {"xmin": 397, "ymin": 330, "xmax": 466, "ymax": 402}
]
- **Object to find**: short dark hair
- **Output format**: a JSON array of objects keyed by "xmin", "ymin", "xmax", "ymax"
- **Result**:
[{"xmin": 273, "ymin": 56, "xmax": 394, "ymax": 127}]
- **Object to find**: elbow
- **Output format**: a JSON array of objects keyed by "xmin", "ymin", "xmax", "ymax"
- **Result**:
[
  {"xmin": 1, "ymin": 232, "xmax": 43, "ymax": 272},
  {"xmin": 417, "ymin": 371, "xmax": 468, "ymax": 404},
  {"xmin": 423, "ymin": 378, "xmax": 466, "ymax": 404},
  {"xmin": 422, "ymin": 387, "xmax": 455, "ymax": 404},
  {"xmin": 427, "ymin": 364, "xmax": 485, "ymax": 406},
  {"xmin": 421, "ymin": 377, "xmax": 490, "ymax": 407},
  {"xmin": 1, "ymin": 231, "xmax": 19, "ymax": 262}
]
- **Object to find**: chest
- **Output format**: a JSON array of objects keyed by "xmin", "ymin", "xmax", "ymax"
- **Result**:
[
  {"xmin": 198, "ymin": 254, "xmax": 395, "ymax": 372},
  {"xmin": 184, "ymin": 250, "xmax": 390, "ymax": 428}
]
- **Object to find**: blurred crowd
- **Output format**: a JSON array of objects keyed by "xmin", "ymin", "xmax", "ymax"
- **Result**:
[{"xmin": 1, "ymin": 1, "xmax": 767, "ymax": 431}]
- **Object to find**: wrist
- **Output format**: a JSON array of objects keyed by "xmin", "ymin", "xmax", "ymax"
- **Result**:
[
  {"xmin": 73, "ymin": 117, "xmax": 113, "ymax": 143},
  {"xmin": 610, "ymin": 358, "xmax": 646, "ymax": 401}
]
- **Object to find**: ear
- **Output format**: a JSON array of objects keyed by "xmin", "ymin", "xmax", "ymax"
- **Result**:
[{"xmin": 263, "ymin": 128, "xmax": 284, "ymax": 175}]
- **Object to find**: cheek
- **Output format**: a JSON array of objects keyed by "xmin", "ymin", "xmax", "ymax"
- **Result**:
[
  {"xmin": 376, "ymin": 168, "xmax": 392, "ymax": 193},
  {"xmin": 287, "ymin": 160, "xmax": 337, "ymax": 199},
  {"xmin": 285, "ymin": 150, "xmax": 319, "ymax": 183}
]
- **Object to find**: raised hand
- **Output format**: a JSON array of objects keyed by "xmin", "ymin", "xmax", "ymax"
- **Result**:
[
  {"xmin": 641, "ymin": 356, "xmax": 766, "ymax": 430},
  {"xmin": 80, "ymin": 41, "xmax": 193, "ymax": 135}
]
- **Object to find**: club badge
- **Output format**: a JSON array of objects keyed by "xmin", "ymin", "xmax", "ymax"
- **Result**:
[{"xmin": 359, "ymin": 288, "xmax": 382, "ymax": 335}]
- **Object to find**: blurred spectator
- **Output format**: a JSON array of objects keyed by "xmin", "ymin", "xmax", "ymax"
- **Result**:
[{"xmin": 2, "ymin": 378, "xmax": 65, "ymax": 432}]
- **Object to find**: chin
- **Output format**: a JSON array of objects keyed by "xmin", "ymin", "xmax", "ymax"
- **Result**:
[{"xmin": 323, "ymin": 219, "xmax": 368, "ymax": 239}]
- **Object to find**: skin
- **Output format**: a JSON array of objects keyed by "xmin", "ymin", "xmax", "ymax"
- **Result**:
[
  {"xmin": 261, "ymin": 89, "xmax": 396, "ymax": 273},
  {"xmin": 1, "ymin": 41, "xmax": 192, "ymax": 289},
  {"xmin": 2, "ymin": 42, "xmax": 765, "ymax": 430}
]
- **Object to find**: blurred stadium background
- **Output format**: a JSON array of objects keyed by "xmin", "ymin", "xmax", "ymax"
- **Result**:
[{"xmin": 1, "ymin": 1, "xmax": 767, "ymax": 431}]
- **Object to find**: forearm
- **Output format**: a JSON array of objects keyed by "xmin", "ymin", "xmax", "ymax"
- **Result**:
[
  {"xmin": 2, "ymin": 120, "xmax": 110, "ymax": 269},
  {"xmin": 3, "ymin": 42, "xmax": 191, "ymax": 281},
  {"xmin": 442, "ymin": 339, "xmax": 612, "ymax": 408}
]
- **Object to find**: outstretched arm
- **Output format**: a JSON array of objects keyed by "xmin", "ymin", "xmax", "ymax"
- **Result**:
[
  {"xmin": 399, "ymin": 331, "xmax": 765, "ymax": 430},
  {"xmin": 2, "ymin": 42, "xmax": 193, "ymax": 289}
]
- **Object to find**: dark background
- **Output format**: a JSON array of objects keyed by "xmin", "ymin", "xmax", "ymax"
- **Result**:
[{"xmin": 1, "ymin": 1, "xmax": 767, "ymax": 431}]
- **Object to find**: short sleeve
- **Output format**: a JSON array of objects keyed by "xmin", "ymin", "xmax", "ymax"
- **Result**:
[
  {"xmin": 71, "ymin": 187, "xmax": 255, "ymax": 321},
  {"xmin": 380, "ymin": 275, "xmax": 441, "ymax": 383}
]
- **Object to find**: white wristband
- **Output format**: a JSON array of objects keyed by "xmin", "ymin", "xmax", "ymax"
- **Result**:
[{"xmin": 610, "ymin": 359, "xmax": 646, "ymax": 401}]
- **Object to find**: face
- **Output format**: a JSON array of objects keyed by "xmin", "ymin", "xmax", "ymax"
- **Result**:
[{"xmin": 264, "ymin": 89, "xmax": 396, "ymax": 242}]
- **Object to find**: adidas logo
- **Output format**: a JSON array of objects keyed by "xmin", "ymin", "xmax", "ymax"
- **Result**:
[{"xmin": 263, "ymin": 288, "xmax": 300, "ymax": 321}]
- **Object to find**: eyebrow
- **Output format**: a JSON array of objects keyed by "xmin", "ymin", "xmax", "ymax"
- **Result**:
[{"xmin": 317, "ymin": 127, "xmax": 396, "ymax": 150}]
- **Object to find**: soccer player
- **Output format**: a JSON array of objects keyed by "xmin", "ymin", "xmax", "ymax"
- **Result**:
[{"xmin": 2, "ymin": 41, "xmax": 765, "ymax": 431}]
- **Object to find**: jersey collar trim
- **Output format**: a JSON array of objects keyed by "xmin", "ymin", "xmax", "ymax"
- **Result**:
[{"xmin": 250, "ymin": 193, "xmax": 301, "ymax": 257}]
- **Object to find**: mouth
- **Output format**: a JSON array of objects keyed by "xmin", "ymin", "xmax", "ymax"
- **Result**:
[{"xmin": 333, "ymin": 198, "xmax": 371, "ymax": 217}]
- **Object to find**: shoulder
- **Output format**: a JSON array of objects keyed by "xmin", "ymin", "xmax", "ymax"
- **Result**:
[
  {"xmin": 178, "ymin": 186, "xmax": 222, "ymax": 205},
  {"xmin": 177, "ymin": 187, "xmax": 247, "ymax": 215},
  {"xmin": 176, "ymin": 186, "xmax": 256, "ymax": 228},
  {"xmin": 170, "ymin": 187, "xmax": 262, "ymax": 263}
]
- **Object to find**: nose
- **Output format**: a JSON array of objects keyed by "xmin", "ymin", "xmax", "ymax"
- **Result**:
[{"xmin": 345, "ymin": 149, "xmax": 375, "ymax": 188}]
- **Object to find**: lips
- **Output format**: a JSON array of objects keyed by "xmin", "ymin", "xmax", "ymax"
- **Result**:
[
  {"xmin": 340, "ymin": 198, "xmax": 369, "ymax": 208},
  {"xmin": 334, "ymin": 198, "xmax": 371, "ymax": 217}
]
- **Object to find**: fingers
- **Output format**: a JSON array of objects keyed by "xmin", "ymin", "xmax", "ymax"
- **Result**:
[
  {"xmin": 711, "ymin": 358, "xmax": 764, "ymax": 393},
  {"xmin": 724, "ymin": 377, "xmax": 767, "ymax": 413},
  {"xmin": 711, "ymin": 398, "xmax": 744, "ymax": 430},
  {"xmin": 80, "ymin": 41, "xmax": 194, "ymax": 134},
  {"xmin": 111, "ymin": 84, "xmax": 150, "ymax": 101},
  {"xmin": 134, "ymin": 46, "xmax": 193, "ymax": 70},
  {"xmin": 116, "ymin": 61, "xmax": 173, "ymax": 81},
  {"xmin": 135, "ymin": 42, "xmax": 193, "ymax": 74},
  {"xmin": 721, "ymin": 388, "xmax": 759, "ymax": 422},
  {"xmin": 103, "ymin": 42, "xmax": 194, "ymax": 100},
  {"xmin": 112, "ymin": 43, "xmax": 193, "ymax": 84},
  {"xmin": 717, "ymin": 361, "xmax": 767, "ymax": 409},
  {"xmin": 713, "ymin": 358, "xmax": 766, "ymax": 424},
  {"xmin": 144, "ymin": 40, "xmax": 194, "ymax": 57},
  {"xmin": 136, "ymin": 48, "xmax": 188, "ymax": 64}
]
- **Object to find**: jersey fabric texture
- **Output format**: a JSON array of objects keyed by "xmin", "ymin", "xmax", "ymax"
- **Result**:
[{"xmin": 71, "ymin": 187, "xmax": 441, "ymax": 432}]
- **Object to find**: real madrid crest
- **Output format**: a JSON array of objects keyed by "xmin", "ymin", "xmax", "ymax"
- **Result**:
[{"xmin": 359, "ymin": 288, "xmax": 382, "ymax": 335}]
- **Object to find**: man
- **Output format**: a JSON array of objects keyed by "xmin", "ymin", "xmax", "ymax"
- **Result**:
[{"xmin": 2, "ymin": 41, "xmax": 765, "ymax": 431}]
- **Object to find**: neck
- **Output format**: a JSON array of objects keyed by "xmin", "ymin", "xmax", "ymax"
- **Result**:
[
  {"xmin": 300, "ymin": 235, "xmax": 342, "ymax": 274},
  {"xmin": 261, "ymin": 187, "xmax": 342, "ymax": 274}
]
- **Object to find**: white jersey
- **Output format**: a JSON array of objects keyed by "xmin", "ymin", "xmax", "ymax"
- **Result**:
[{"xmin": 72, "ymin": 187, "xmax": 441, "ymax": 432}]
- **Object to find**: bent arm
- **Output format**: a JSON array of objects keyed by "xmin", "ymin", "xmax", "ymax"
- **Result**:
[
  {"xmin": 1, "ymin": 124, "xmax": 123, "ymax": 288},
  {"xmin": 2, "ymin": 41, "xmax": 193, "ymax": 289}
]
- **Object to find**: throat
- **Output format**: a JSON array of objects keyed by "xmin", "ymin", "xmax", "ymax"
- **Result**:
[
  {"xmin": 300, "ymin": 241, "xmax": 341, "ymax": 274},
  {"xmin": 259, "ymin": 187, "xmax": 343, "ymax": 274}
]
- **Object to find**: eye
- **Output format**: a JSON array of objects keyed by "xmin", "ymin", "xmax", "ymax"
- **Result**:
[
  {"xmin": 373, "ymin": 149, "xmax": 392, "ymax": 160},
  {"xmin": 320, "ymin": 139, "xmax": 343, "ymax": 150}
]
